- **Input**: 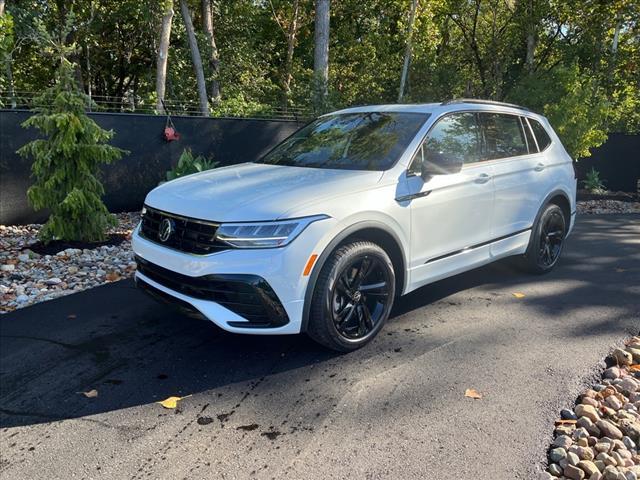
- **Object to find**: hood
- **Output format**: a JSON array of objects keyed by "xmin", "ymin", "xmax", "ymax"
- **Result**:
[{"xmin": 144, "ymin": 163, "xmax": 383, "ymax": 222}]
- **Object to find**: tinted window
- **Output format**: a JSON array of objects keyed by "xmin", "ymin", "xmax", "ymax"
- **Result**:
[
  {"xmin": 422, "ymin": 112, "xmax": 481, "ymax": 166},
  {"xmin": 479, "ymin": 113, "xmax": 528, "ymax": 160},
  {"xmin": 259, "ymin": 112, "xmax": 428, "ymax": 171},
  {"xmin": 529, "ymin": 118, "xmax": 552, "ymax": 151},
  {"xmin": 521, "ymin": 117, "xmax": 538, "ymax": 153}
]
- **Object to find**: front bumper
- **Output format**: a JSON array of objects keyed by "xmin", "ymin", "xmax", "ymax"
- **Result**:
[
  {"xmin": 131, "ymin": 220, "xmax": 331, "ymax": 334},
  {"xmin": 135, "ymin": 255, "xmax": 289, "ymax": 328}
]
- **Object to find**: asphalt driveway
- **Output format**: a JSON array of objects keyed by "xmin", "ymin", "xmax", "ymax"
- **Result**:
[{"xmin": 1, "ymin": 214, "xmax": 638, "ymax": 480}]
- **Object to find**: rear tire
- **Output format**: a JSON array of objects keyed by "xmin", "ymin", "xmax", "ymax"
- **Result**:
[
  {"xmin": 519, "ymin": 203, "xmax": 567, "ymax": 274},
  {"xmin": 307, "ymin": 241, "xmax": 395, "ymax": 352}
]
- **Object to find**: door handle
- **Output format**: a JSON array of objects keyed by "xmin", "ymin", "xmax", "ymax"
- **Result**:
[
  {"xmin": 474, "ymin": 173, "xmax": 491, "ymax": 184},
  {"xmin": 534, "ymin": 163, "xmax": 546, "ymax": 172}
]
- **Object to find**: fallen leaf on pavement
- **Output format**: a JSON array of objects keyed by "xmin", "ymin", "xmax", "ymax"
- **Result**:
[
  {"xmin": 158, "ymin": 395, "xmax": 191, "ymax": 409},
  {"xmin": 512, "ymin": 292, "xmax": 526, "ymax": 298},
  {"xmin": 67, "ymin": 314, "xmax": 77, "ymax": 319},
  {"xmin": 464, "ymin": 388, "xmax": 482, "ymax": 399},
  {"xmin": 80, "ymin": 389, "xmax": 98, "ymax": 398},
  {"xmin": 615, "ymin": 268, "xmax": 626, "ymax": 273}
]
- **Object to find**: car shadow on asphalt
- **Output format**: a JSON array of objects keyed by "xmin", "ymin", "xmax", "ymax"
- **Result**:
[{"xmin": 0, "ymin": 215, "xmax": 638, "ymax": 429}]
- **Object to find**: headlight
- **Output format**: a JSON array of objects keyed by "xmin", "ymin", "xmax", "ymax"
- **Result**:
[{"xmin": 215, "ymin": 215, "xmax": 329, "ymax": 248}]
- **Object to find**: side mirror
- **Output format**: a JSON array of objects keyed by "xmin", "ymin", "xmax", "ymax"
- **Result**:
[{"xmin": 421, "ymin": 151, "xmax": 463, "ymax": 179}]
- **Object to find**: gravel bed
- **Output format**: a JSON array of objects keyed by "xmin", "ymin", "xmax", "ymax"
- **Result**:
[
  {"xmin": 577, "ymin": 200, "xmax": 640, "ymax": 215},
  {"xmin": 541, "ymin": 337, "xmax": 640, "ymax": 480},
  {"xmin": 0, "ymin": 212, "xmax": 140, "ymax": 313}
]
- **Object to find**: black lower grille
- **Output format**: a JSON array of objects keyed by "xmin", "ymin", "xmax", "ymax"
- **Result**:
[
  {"xmin": 135, "ymin": 255, "xmax": 289, "ymax": 328},
  {"xmin": 140, "ymin": 206, "xmax": 228, "ymax": 255},
  {"xmin": 136, "ymin": 277, "xmax": 206, "ymax": 320}
]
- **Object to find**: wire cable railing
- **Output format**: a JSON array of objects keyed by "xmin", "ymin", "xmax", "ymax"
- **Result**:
[{"xmin": 0, "ymin": 91, "xmax": 313, "ymax": 121}]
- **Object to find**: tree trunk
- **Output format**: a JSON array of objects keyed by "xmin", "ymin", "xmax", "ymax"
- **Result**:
[
  {"xmin": 201, "ymin": 0, "xmax": 220, "ymax": 102},
  {"xmin": 180, "ymin": 0, "xmax": 209, "ymax": 116},
  {"xmin": 283, "ymin": 0, "xmax": 300, "ymax": 97},
  {"xmin": 398, "ymin": 0, "xmax": 419, "ymax": 102},
  {"xmin": 606, "ymin": 16, "xmax": 622, "ymax": 91},
  {"xmin": 525, "ymin": 32, "xmax": 535, "ymax": 71},
  {"xmin": 155, "ymin": 1, "xmax": 174, "ymax": 114},
  {"xmin": 313, "ymin": 0, "xmax": 330, "ymax": 108},
  {"xmin": 0, "ymin": 0, "xmax": 15, "ymax": 108},
  {"xmin": 4, "ymin": 56, "xmax": 16, "ymax": 109},
  {"xmin": 525, "ymin": 0, "xmax": 536, "ymax": 73}
]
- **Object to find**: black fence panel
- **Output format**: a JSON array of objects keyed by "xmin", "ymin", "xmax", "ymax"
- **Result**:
[
  {"xmin": 0, "ymin": 110, "xmax": 303, "ymax": 225},
  {"xmin": 574, "ymin": 133, "xmax": 640, "ymax": 193},
  {"xmin": 1, "ymin": 110, "xmax": 638, "ymax": 226}
]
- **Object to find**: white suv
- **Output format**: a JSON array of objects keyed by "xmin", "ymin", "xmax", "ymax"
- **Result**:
[{"xmin": 132, "ymin": 99, "xmax": 577, "ymax": 351}]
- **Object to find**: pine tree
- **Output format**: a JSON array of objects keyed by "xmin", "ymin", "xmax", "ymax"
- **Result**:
[{"xmin": 17, "ymin": 19, "xmax": 125, "ymax": 243}]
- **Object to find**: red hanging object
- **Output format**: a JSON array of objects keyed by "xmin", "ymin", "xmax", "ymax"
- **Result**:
[
  {"xmin": 164, "ymin": 126, "xmax": 180, "ymax": 142},
  {"xmin": 161, "ymin": 99, "xmax": 180, "ymax": 142}
]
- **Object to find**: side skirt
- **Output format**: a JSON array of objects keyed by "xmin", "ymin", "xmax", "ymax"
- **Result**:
[{"xmin": 404, "ymin": 228, "xmax": 531, "ymax": 295}]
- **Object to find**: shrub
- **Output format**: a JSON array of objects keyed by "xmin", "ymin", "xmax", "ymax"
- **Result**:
[
  {"xmin": 17, "ymin": 43, "xmax": 125, "ymax": 243},
  {"xmin": 165, "ymin": 148, "xmax": 217, "ymax": 182},
  {"xmin": 582, "ymin": 168, "xmax": 607, "ymax": 194}
]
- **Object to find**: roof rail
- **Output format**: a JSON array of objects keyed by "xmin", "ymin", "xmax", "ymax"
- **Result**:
[{"xmin": 441, "ymin": 98, "xmax": 530, "ymax": 112}]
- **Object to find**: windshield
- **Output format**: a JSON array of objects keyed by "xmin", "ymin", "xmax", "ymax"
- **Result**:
[{"xmin": 258, "ymin": 112, "xmax": 429, "ymax": 171}]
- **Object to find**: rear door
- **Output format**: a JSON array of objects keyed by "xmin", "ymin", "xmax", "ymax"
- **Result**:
[{"xmin": 479, "ymin": 112, "xmax": 548, "ymax": 256}]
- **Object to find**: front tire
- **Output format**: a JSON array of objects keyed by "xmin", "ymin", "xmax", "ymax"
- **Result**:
[
  {"xmin": 520, "ymin": 203, "xmax": 567, "ymax": 274},
  {"xmin": 307, "ymin": 241, "xmax": 395, "ymax": 352}
]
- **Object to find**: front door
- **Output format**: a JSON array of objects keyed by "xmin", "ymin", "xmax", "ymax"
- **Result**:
[{"xmin": 405, "ymin": 112, "xmax": 495, "ymax": 290}]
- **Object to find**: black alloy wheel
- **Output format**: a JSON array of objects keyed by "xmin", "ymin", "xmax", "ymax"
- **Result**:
[
  {"xmin": 520, "ymin": 203, "xmax": 567, "ymax": 274},
  {"xmin": 332, "ymin": 255, "xmax": 391, "ymax": 340},
  {"xmin": 308, "ymin": 241, "xmax": 395, "ymax": 351},
  {"xmin": 537, "ymin": 208, "xmax": 565, "ymax": 269}
]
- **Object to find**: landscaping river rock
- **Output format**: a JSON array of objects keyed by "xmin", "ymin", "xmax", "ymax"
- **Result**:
[
  {"xmin": 541, "ymin": 337, "xmax": 640, "ymax": 480},
  {"xmin": 0, "ymin": 212, "xmax": 139, "ymax": 313}
]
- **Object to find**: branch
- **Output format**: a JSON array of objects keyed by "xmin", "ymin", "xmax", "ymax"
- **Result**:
[{"xmin": 268, "ymin": 0, "xmax": 287, "ymax": 35}]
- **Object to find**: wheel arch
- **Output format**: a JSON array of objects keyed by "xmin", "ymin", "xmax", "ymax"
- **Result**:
[
  {"xmin": 538, "ymin": 189, "xmax": 573, "ymax": 234},
  {"xmin": 301, "ymin": 221, "xmax": 407, "ymax": 332}
]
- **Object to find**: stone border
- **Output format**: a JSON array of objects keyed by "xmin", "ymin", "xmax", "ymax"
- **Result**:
[
  {"xmin": 541, "ymin": 338, "xmax": 640, "ymax": 480},
  {"xmin": 0, "ymin": 213, "xmax": 140, "ymax": 313}
]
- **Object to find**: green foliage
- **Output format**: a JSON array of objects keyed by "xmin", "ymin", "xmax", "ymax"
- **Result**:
[
  {"xmin": 509, "ymin": 65, "xmax": 609, "ymax": 159},
  {"xmin": 16, "ymin": 17, "xmax": 126, "ymax": 243},
  {"xmin": 582, "ymin": 168, "xmax": 607, "ymax": 194},
  {"xmin": 165, "ymin": 148, "xmax": 217, "ymax": 182},
  {"xmin": 210, "ymin": 93, "xmax": 274, "ymax": 118},
  {"xmin": 0, "ymin": 8, "xmax": 15, "ymax": 105},
  {"xmin": 4, "ymin": 0, "xmax": 639, "ymax": 159},
  {"xmin": 543, "ymin": 77, "xmax": 609, "ymax": 160}
]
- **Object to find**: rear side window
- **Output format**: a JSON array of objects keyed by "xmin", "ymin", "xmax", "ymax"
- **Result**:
[
  {"xmin": 479, "ymin": 112, "xmax": 528, "ymax": 160},
  {"xmin": 423, "ymin": 112, "xmax": 481, "ymax": 165},
  {"xmin": 529, "ymin": 118, "xmax": 552, "ymax": 151}
]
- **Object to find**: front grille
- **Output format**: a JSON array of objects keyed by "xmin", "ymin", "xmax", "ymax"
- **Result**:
[
  {"xmin": 135, "ymin": 256, "xmax": 289, "ymax": 328},
  {"xmin": 139, "ymin": 206, "xmax": 228, "ymax": 255}
]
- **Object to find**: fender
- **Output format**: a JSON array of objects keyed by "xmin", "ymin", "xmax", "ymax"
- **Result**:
[
  {"xmin": 300, "ymin": 220, "xmax": 407, "ymax": 332},
  {"xmin": 533, "ymin": 188, "xmax": 574, "ymax": 234}
]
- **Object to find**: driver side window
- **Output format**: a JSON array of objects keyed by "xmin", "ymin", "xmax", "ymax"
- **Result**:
[{"xmin": 409, "ymin": 112, "xmax": 481, "ymax": 176}]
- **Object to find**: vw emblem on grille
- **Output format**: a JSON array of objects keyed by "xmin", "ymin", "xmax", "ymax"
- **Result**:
[{"xmin": 158, "ymin": 218, "xmax": 174, "ymax": 242}]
